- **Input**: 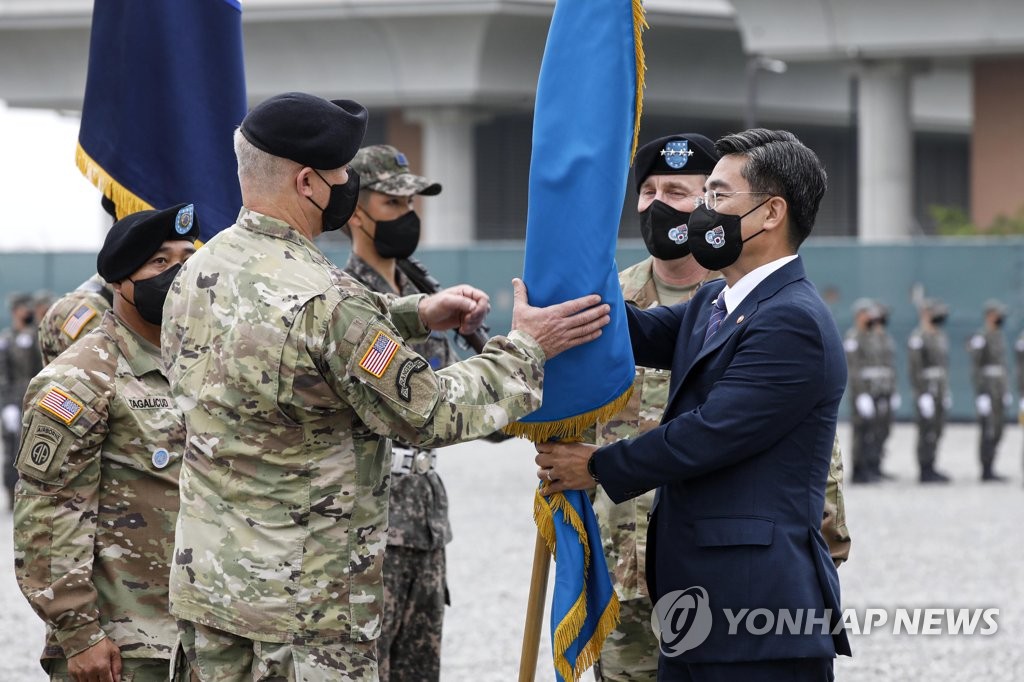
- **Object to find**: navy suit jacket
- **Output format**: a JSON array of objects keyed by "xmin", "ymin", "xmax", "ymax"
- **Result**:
[{"xmin": 593, "ymin": 256, "xmax": 852, "ymax": 664}]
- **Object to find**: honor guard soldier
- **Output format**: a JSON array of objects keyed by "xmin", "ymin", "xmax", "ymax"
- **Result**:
[
  {"xmin": 14, "ymin": 204, "xmax": 198, "ymax": 682},
  {"xmin": 968, "ymin": 299, "xmax": 1010, "ymax": 482},
  {"xmin": 845, "ymin": 298, "xmax": 885, "ymax": 483},
  {"xmin": 1, "ymin": 292, "xmax": 43, "ymax": 507},
  {"xmin": 908, "ymin": 299, "xmax": 952, "ymax": 483},
  {"xmin": 162, "ymin": 92, "xmax": 609, "ymax": 682}
]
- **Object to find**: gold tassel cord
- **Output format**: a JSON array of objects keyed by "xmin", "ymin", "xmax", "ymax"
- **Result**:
[
  {"xmin": 631, "ymin": 0, "xmax": 649, "ymax": 160},
  {"xmin": 76, "ymin": 144, "xmax": 154, "ymax": 219},
  {"xmin": 502, "ymin": 386, "xmax": 633, "ymax": 442}
]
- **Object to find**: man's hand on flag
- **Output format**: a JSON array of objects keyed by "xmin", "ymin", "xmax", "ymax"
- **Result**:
[
  {"xmin": 535, "ymin": 441, "xmax": 599, "ymax": 494},
  {"xmin": 511, "ymin": 278, "xmax": 611, "ymax": 360},
  {"xmin": 417, "ymin": 284, "xmax": 491, "ymax": 334}
]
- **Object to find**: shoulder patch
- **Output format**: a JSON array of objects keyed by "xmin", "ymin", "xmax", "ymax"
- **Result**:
[
  {"xmin": 396, "ymin": 358, "xmax": 429, "ymax": 402},
  {"xmin": 16, "ymin": 415, "xmax": 74, "ymax": 482},
  {"xmin": 358, "ymin": 330, "xmax": 400, "ymax": 378},
  {"xmin": 61, "ymin": 304, "xmax": 98, "ymax": 340},
  {"xmin": 37, "ymin": 387, "xmax": 84, "ymax": 426}
]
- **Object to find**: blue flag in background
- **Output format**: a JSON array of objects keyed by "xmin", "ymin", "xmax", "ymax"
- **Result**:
[
  {"xmin": 512, "ymin": 0, "xmax": 648, "ymax": 680},
  {"xmin": 77, "ymin": 0, "xmax": 246, "ymax": 242}
]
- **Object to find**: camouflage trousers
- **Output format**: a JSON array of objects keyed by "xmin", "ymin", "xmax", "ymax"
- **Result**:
[
  {"xmin": 45, "ymin": 656, "xmax": 173, "ymax": 681},
  {"xmin": 171, "ymin": 620, "xmax": 377, "ymax": 682},
  {"xmin": 593, "ymin": 597, "xmax": 659, "ymax": 682},
  {"xmin": 378, "ymin": 545, "xmax": 446, "ymax": 682}
]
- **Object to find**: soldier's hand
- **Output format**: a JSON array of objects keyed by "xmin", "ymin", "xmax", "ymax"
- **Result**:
[
  {"xmin": 418, "ymin": 285, "xmax": 491, "ymax": 335},
  {"xmin": 510, "ymin": 278, "xmax": 610, "ymax": 360},
  {"xmin": 67, "ymin": 637, "xmax": 122, "ymax": 682}
]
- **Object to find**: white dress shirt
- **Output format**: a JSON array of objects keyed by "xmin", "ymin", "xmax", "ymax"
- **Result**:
[{"xmin": 719, "ymin": 254, "xmax": 799, "ymax": 314}]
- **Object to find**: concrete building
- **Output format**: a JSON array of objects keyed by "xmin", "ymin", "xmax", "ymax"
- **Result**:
[{"xmin": 1, "ymin": 0, "xmax": 1020, "ymax": 244}]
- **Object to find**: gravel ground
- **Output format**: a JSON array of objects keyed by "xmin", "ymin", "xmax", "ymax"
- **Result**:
[{"xmin": 1, "ymin": 422, "xmax": 1022, "ymax": 681}]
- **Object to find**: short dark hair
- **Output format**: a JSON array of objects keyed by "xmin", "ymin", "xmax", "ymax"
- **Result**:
[{"xmin": 715, "ymin": 129, "xmax": 827, "ymax": 248}]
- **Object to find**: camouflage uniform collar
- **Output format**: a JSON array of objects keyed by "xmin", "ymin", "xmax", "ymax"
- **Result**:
[
  {"xmin": 236, "ymin": 207, "xmax": 319, "ymax": 251},
  {"xmin": 621, "ymin": 257, "xmax": 658, "ymax": 306},
  {"xmin": 102, "ymin": 311, "xmax": 164, "ymax": 378},
  {"xmin": 344, "ymin": 253, "xmax": 412, "ymax": 296}
]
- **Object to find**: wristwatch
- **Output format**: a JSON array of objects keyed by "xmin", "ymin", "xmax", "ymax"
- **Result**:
[{"xmin": 586, "ymin": 452, "xmax": 600, "ymax": 483}]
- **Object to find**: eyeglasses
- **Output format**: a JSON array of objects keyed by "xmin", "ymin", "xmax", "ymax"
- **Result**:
[{"xmin": 696, "ymin": 190, "xmax": 770, "ymax": 211}]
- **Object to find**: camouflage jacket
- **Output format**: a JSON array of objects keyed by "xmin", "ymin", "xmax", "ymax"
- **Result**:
[
  {"xmin": 343, "ymin": 253, "xmax": 453, "ymax": 550},
  {"xmin": 908, "ymin": 326, "xmax": 949, "ymax": 397},
  {"xmin": 14, "ymin": 312, "xmax": 183, "ymax": 661},
  {"xmin": 0, "ymin": 324, "xmax": 43, "ymax": 412},
  {"xmin": 162, "ymin": 208, "xmax": 544, "ymax": 644},
  {"xmin": 843, "ymin": 326, "xmax": 894, "ymax": 399},
  {"xmin": 38, "ymin": 274, "xmax": 114, "ymax": 365},
  {"xmin": 967, "ymin": 326, "xmax": 1008, "ymax": 397},
  {"xmin": 1016, "ymin": 333, "xmax": 1024, "ymax": 399}
]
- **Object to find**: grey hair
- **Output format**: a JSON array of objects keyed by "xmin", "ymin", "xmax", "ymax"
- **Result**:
[
  {"xmin": 715, "ymin": 129, "xmax": 827, "ymax": 248},
  {"xmin": 233, "ymin": 129, "xmax": 297, "ymax": 196}
]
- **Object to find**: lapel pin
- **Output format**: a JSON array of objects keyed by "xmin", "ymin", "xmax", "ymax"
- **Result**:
[{"xmin": 736, "ymin": 315, "xmax": 745, "ymax": 324}]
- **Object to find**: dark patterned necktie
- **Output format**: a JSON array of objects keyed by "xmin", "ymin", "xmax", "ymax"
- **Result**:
[{"xmin": 703, "ymin": 296, "xmax": 728, "ymax": 345}]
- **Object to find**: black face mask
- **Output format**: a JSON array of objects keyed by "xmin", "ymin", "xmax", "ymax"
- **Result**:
[
  {"xmin": 130, "ymin": 263, "xmax": 181, "ymax": 326},
  {"xmin": 994, "ymin": 316, "xmax": 1005, "ymax": 328},
  {"xmin": 686, "ymin": 200, "xmax": 770, "ymax": 271},
  {"xmin": 21, "ymin": 312, "xmax": 35, "ymax": 326},
  {"xmin": 309, "ymin": 169, "xmax": 360, "ymax": 232},
  {"xmin": 359, "ymin": 208, "xmax": 421, "ymax": 259},
  {"xmin": 639, "ymin": 200, "xmax": 692, "ymax": 260},
  {"xmin": 931, "ymin": 314, "xmax": 947, "ymax": 326}
]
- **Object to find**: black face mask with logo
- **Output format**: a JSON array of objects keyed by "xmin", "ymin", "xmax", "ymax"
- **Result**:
[
  {"xmin": 639, "ymin": 200, "xmax": 692, "ymax": 260},
  {"xmin": 359, "ymin": 209, "xmax": 422, "ymax": 260},
  {"xmin": 310, "ymin": 169, "xmax": 361, "ymax": 232},
  {"xmin": 686, "ymin": 199, "xmax": 771, "ymax": 271},
  {"xmin": 130, "ymin": 263, "xmax": 182, "ymax": 326}
]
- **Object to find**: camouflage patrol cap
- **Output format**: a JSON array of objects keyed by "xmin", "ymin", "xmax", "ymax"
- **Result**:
[
  {"xmin": 851, "ymin": 297, "xmax": 877, "ymax": 315},
  {"xmin": 6, "ymin": 292, "xmax": 32, "ymax": 310},
  {"xmin": 983, "ymin": 299, "xmax": 1007, "ymax": 315},
  {"xmin": 921, "ymin": 298, "xmax": 948, "ymax": 316},
  {"xmin": 350, "ymin": 145, "xmax": 442, "ymax": 197}
]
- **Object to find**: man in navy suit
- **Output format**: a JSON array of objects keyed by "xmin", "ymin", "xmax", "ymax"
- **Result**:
[{"xmin": 536, "ymin": 129, "xmax": 851, "ymax": 681}]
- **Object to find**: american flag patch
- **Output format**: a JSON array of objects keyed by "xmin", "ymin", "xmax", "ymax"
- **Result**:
[
  {"xmin": 61, "ymin": 304, "xmax": 98, "ymax": 340},
  {"xmin": 38, "ymin": 387, "xmax": 84, "ymax": 425},
  {"xmin": 358, "ymin": 331, "xmax": 401, "ymax": 378}
]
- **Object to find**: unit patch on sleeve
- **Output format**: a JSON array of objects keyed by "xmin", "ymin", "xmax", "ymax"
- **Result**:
[
  {"xmin": 61, "ymin": 304, "xmax": 98, "ymax": 340},
  {"xmin": 395, "ymin": 358, "xmax": 429, "ymax": 402},
  {"xmin": 37, "ymin": 387, "xmax": 84, "ymax": 426},
  {"xmin": 358, "ymin": 331, "xmax": 401, "ymax": 378}
]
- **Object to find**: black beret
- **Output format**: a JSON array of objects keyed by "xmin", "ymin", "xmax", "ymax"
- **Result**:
[
  {"xmin": 633, "ymin": 133, "xmax": 720, "ymax": 193},
  {"xmin": 240, "ymin": 92, "xmax": 368, "ymax": 170},
  {"xmin": 97, "ymin": 204, "xmax": 200, "ymax": 283}
]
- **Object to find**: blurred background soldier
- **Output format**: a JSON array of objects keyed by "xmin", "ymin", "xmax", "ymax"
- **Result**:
[
  {"xmin": 1, "ymin": 292, "xmax": 43, "ymax": 508},
  {"xmin": 38, "ymin": 274, "xmax": 115, "ymax": 365},
  {"xmin": 908, "ymin": 299, "xmax": 952, "ymax": 483},
  {"xmin": 870, "ymin": 303, "xmax": 898, "ymax": 478},
  {"xmin": 14, "ymin": 204, "xmax": 197, "ymax": 682},
  {"xmin": 343, "ymin": 144, "xmax": 451, "ymax": 682},
  {"xmin": 968, "ymin": 299, "xmax": 1010, "ymax": 482},
  {"xmin": 845, "ymin": 298, "xmax": 884, "ymax": 483}
]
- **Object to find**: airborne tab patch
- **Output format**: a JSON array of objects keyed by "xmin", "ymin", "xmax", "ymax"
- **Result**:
[
  {"xmin": 396, "ymin": 358, "xmax": 429, "ymax": 402},
  {"xmin": 61, "ymin": 304, "xmax": 98, "ymax": 340},
  {"xmin": 358, "ymin": 331, "xmax": 400, "ymax": 378},
  {"xmin": 38, "ymin": 387, "xmax": 84, "ymax": 426}
]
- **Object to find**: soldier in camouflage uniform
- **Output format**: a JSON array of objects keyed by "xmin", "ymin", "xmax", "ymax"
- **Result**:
[
  {"xmin": 1, "ymin": 292, "xmax": 44, "ymax": 507},
  {"xmin": 844, "ymin": 298, "xmax": 887, "ymax": 483},
  {"xmin": 968, "ymin": 299, "xmax": 1010, "ymax": 482},
  {"xmin": 38, "ymin": 274, "xmax": 115, "ymax": 365},
  {"xmin": 591, "ymin": 135, "xmax": 851, "ymax": 682},
  {"xmin": 908, "ymin": 299, "xmax": 952, "ymax": 483},
  {"xmin": 14, "ymin": 204, "xmax": 198, "ymax": 681},
  {"xmin": 343, "ymin": 145, "xmax": 452, "ymax": 682},
  {"xmin": 870, "ymin": 304, "xmax": 899, "ymax": 478},
  {"xmin": 162, "ymin": 93, "xmax": 610, "ymax": 682}
]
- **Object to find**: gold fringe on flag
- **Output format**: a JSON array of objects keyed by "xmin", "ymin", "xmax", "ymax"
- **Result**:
[
  {"xmin": 502, "ymin": 386, "xmax": 633, "ymax": 442},
  {"xmin": 76, "ymin": 144, "xmax": 153, "ymax": 220},
  {"xmin": 631, "ymin": 0, "xmax": 649, "ymax": 160}
]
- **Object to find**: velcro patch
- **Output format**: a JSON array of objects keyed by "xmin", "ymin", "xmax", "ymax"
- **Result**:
[
  {"xmin": 37, "ymin": 387, "xmax": 84, "ymax": 426},
  {"xmin": 61, "ymin": 304, "xmax": 98, "ymax": 340},
  {"xmin": 358, "ymin": 331, "xmax": 400, "ymax": 378},
  {"xmin": 395, "ymin": 358, "xmax": 429, "ymax": 402}
]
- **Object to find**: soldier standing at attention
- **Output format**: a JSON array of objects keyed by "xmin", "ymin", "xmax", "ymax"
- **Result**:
[
  {"xmin": 162, "ymin": 92, "xmax": 610, "ymax": 682},
  {"xmin": 968, "ymin": 299, "xmax": 1010, "ymax": 482},
  {"xmin": 845, "ymin": 298, "xmax": 883, "ymax": 483},
  {"xmin": 591, "ymin": 134, "xmax": 851, "ymax": 682},
  {"xmin": 342, "ymin": 144, "xmax": 451, "ymax": 682},
  {"xmin": 908, "ymin": 299, "xmax": 952, "ymax": 483},
  {"xmin": 1, "ymin": 292, "xmax": 44, "ymax": 508},
  {"xmin": 13, "ymin": 205, "xmax": 198, "ymax": 682},
  {"xmin": 871, "ymin": 303, "xmax": 899, "ymax": 478}
]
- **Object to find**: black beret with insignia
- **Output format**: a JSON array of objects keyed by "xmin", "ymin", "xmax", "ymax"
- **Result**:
[
  {"xmin": 97, "ymin": 204, "xmax": 200, "ymax": 283},
  {"xmin": 240, "ymin": 92, "xmax": 368, "ymax": 170},
  {"xmin": 633, "ymin": 133, "xmax": 720, "ymax": 193}
]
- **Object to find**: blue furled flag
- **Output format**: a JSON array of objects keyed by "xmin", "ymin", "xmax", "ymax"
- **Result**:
[
  {"xmin": 77, "ymin": 0, "xmax": 246, "ymax": 242},
  {"xmin": 512, "ymin": 0, "xmax": 648, "ymax": 679}
]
